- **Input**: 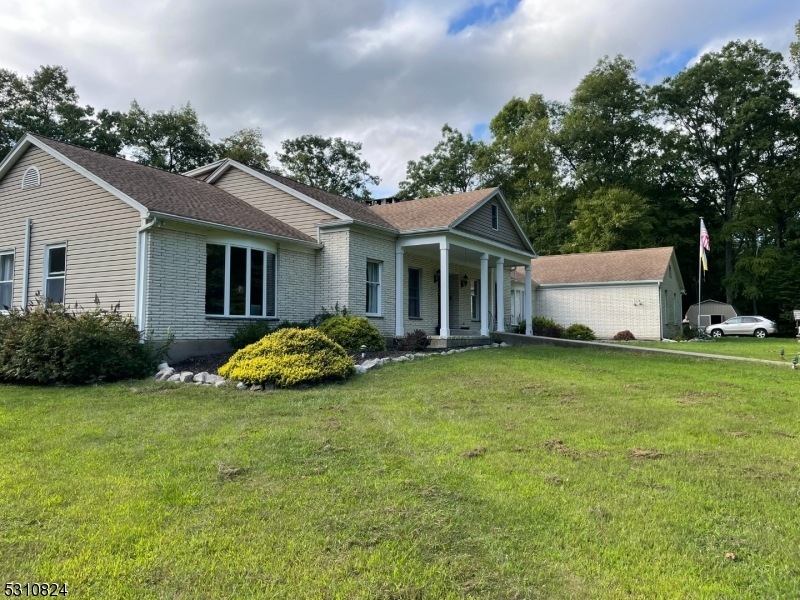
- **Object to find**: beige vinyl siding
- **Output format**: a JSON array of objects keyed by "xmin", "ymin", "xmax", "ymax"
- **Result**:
[
  {"xmin": 0, "ymin": 146, "xmax": 141, "ymax": 313},
  {"xmin": 214, "ymin": 168, "xmax": 336, "ymax": 238},
  {"xmin": 455, "ymin": 201, "xmax": 529, "ymax": 252}
]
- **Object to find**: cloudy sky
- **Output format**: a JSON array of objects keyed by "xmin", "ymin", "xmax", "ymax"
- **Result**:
[{"xmin": 1, "ymin": 0, "xmax": 798, "ymax": 195}]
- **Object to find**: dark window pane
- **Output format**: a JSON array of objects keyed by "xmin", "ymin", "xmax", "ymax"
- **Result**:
[
  {"xmin": 229, "ymin": 246, "xmax": 247, "ymax": 316},
  {"xmin": 250, "ymin": 250, "xmax": 264, "ymax": 316},
  {"xmin": 408, "ymin": 268, "xmax": 420, "ymax": 318},
  {"xmin": 0, "ymin": 254, "xmax": 12, "ymax": 281},
  {"xmin": 48, "ymin": 246, "xmax": 66, "ymax": 275},
  {"xmin": 0, "ymin": 282, "xmax": 12, "ymax": 310},
  {"xmin": 266, "ymin": 252, "xmax": 276, "ymax": 317},
  {"xmin": 491, "ymin": 205, "xmax": 498, "ymax": 230},
  {"xmin": 205, "ymin": 244, "xmax": 225, "ymax": 315},
  {"xmin": 46, "ymin": 277, "xmax": 64, "ymax": 304}
]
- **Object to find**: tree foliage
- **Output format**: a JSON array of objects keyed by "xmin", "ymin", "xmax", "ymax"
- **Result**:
[
  {"xmin": 397, "ymin": 124, "xmax": 485, "ymax": 199},
  {"xmin": 216, "ymin": 127, "xmax": 271, "ymax": 170},
  {"xmin": 277, "ymin": 135, "xmax": 380, "ymax": 200},
  {"xmin": 565, "ymin": 187, "xmax": 653, "ymax": 253}
]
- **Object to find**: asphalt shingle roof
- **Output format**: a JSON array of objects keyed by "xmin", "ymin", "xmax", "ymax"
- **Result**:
[
  {"xmin": 369, "ymin": 188, "xmax": 498, "ymax": 231},
  {"xmin": 247, "ymin": 166, "xmax": 397, "ymax": 230},
  {"xmin": 524, "ymin": 247, "xmax": 676, "ymax": 285},
  {"xmin": 33, "ymin": 136, "xmax": 315, "ymax": 244}
]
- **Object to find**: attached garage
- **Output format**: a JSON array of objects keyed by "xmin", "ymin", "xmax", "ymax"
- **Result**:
[{"xmin": 523, "ymin": 247, "xmax": 685, "ymax": 341}]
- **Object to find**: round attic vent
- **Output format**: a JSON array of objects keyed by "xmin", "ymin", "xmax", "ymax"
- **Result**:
[{"xmin": 21, "ymin": 166, "xmax": 41, "ymax": 190}]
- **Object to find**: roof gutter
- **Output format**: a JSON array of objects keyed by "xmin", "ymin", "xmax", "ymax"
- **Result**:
[
  {"xmin": 535, "ymin": 279, "xmax": 664, "ymax": 289},
  {"xmin": 316, "ymin": 218, "xmax": 399, "ymax": 236},
  {"xmin": 149, "ymin": 212, "xmax": 323, "ymax": 249}
]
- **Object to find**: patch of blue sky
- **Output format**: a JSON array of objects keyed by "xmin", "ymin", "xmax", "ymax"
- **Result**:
[
  {"xmin": 471, "ymin": 122, "xmax": 490, "ymax": 142},
  {"xmin": 448, "ymin": 0, "xmax": 521, "ymax": 35},
  {"xmin": 638, "ymin": 47, "xmax": 698, "ymax": 83}
]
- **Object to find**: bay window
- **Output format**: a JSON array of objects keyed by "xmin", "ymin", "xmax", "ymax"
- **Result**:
[{"xmin": 205, "ymin": 243, "xmax": 276, "ymax": 317}]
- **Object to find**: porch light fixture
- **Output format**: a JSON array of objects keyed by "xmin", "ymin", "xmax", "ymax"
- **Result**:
[
  {"xmin": 434, "ymin": 269, "xmax": 440, "ymax": 283},
  {"xmin": 460, "ymin": 273, "xmax": 469, "ymax": 288}
]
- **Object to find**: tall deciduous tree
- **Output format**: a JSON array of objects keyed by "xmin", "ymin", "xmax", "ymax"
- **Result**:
[
  {"xmin": 653, "ymin": 40, "xmax": 797, "ymax": 302},
  {"xmin": 790, "ymin": 19, "xmax": 800, "ymax": 76},
  {"xmin": 121, "ymin": 100, "xmax": 217, "ymax": 173},
  {"xmin": 277, "ymin": 135, "xmax": 380, "ymax": 200},
  {"xmin": 0, "ymin": 65, "xmax": 123, "ymax": 159},
  {"xmin": 216, "ymin": 127, "xmax": 271, "ymax": 170},
  {"xmin": 564, "ymin": 187, "xmax": 653, "ymax": 252},
  {"xmin": 482, "ymin": 95, "xmax": 567, "ymax": 254},
  {"xmin": 397, "ymin": 124, "xmax": 485, "ymax": 199}
]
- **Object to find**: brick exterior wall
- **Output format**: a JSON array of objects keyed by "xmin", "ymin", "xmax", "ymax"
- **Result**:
[
  {"xmin": 278, "ymin": 246, "xmax": 318, "ymax": 322},
  {"xmin": 347, "ymin": 230, "xmax": 397, "ymax": 336},
  {"xmin": 317, "ymin": 230, "xmax": 350, "ymax": 312},
  {"xmin": 533, "ymin": 283, "xmax": 662, "ymax": 340}
]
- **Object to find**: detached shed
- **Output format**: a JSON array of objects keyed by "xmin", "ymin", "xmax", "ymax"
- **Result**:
[
  {"xmin": 685, "ymin": 300, "xmax": 738, "ymax": 327},
  {"xmin": 525, "ymin": 247, "xmax": 685, "ymax": 340}
]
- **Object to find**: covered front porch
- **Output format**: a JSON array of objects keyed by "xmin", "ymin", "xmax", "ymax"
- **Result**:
[{"xmin": 394, "ymin": 232, "xmax": 534, "ymax": 346}]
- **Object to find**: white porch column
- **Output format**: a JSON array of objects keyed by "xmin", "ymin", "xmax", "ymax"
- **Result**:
[
  {"xmin": 395, "ymin": 247, "xmax": 404, "ymax": 337},
  {"xmin": 480, "ymin": 253, "xmax": 489, "ymax": 336},
  {"xmin": 524, "ymin": 264, "xmax": 532, "ymax": 335},
  {"xmin": 495, "ymin": 257, "xmax": 505, "ymax": 332},
  {"xmin": 439, "ymin": 241, "xmax": 450, "ymax": 338}
]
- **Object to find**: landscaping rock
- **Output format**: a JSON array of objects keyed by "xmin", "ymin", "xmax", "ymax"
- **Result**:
[
  {"xmin": 236, "ymin": 382, "xmax": 248, "ymax": 391},
  {"xmin": 404, "ymin": 354, "xmax": 415, "ymax": 360},
  {"xmin": 167, "ymin": 373, "xmax": 181, "ymax": 382},
  {"xmin": 414, "ymin": 353, "xmax": 426, "ymax": 358},
  {"xmin": 362, "ymin": 359, "xmax": 381, "ymax": 370},
  {"xmin": 250, "ymin": 384, "xmax": 263, "ymax": 391},
  {"xmin": 157, "ymin": 362, "xmax": 169, "ymax": 371},
  {"xmin": 393, "ymin": 356, "xmax": 408, "ymax": 362},
  {"xmin": 214, "ymin": 379, "xmax": 227, "ymax": 388},
  {"xmin": 355, "ymin": 365, "xmax": 367, "ymax": 374},
  {"xmin": 193, "ymin": 371, "xmax": 209, "ymax": 383},
  {"xmin": 205, "ymin": 374, "xmax": 222, "ymax": 384},
  {"xmin": 179, "ymin": 371, "xmax": 194, "ymax": 383},
  {"xmin": 500, "ymin": 342, "xmax": 509, "ymax": 348},
  {"xmin": 155, "ymin": 367, "xmax": 175, "ymax": 380}
]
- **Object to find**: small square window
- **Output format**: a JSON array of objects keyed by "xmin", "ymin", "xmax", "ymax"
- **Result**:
[{"xmin": 491, "ymin": 205, "xmax": 499, "ymax": 230}]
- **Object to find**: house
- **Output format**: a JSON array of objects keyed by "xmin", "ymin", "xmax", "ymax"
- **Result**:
[
  {"xmin": 515, "ymin": 247, "xmax": 685, "ymax": 340},
  {"xmin": 684, "ymin": 300, "xmax": 738, "ymax": 327},
  {"xmin": 0, "ymin": 134, "xmax": 536, "ymax": 360}
]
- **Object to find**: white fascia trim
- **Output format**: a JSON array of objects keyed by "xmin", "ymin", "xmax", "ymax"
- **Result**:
[
  {"xmin": 182, "ymin": 160, "xmax": 226, "ymax": 178},
  {"xmin": 12, "ymin": 135, "xmax": 149, "ymax": 217},
  {"xmin": 447, "ymin": 229, "xmax": 536, "ymax": 261},
  {"xmin": 450, "ymin": 189, "xmax": 536, "ymax": 255},
  {"xmin": 148, "ymin": 211, "xmax": 323, "ymax": 249},
  {"xmin": 397, "ymin": 234, "xmax": 448, "ymax": 248},
  {"xmin": 537, "ymin": 280, "xmax": 662, "ymax": 289},
  {"xmin": 205, "ymin": 160, "xmax": 352, "ymax": 222},
  {"xmin": 316, "ymin": 219, "xmax": 399, "ymax": 236}
]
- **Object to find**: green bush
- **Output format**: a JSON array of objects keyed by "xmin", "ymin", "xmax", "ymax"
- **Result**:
[
  {"xmin": 317, "ymin": 315, "xmax": 386, "ymax": 352},
  {"xmin": 273, "ymin": 320, "xmax": 312, "ymax": 331},
  {"xmin": 218, "ymin": 328, "xmax": 355, "ymax": 387},
  {"xmin": 514, "ymin": 319, "xmax": 527, "ymax": 334},
  {"xmin": 0, "ymin": 301, "xmax": 166, "ymax": 384},
  {"xmin": 309, "ymin": 303, "xmax": 349, "ymax": 327},
  {"xmin": 394, "ymin": 329, "xmax": 430, "ymax": 351},
  {"xmin": 565, "ymin": 323, "xmax": 596, "ymax": 341},
  {"xmin": 531, "ymin": 316, "xmax": 565, "ymax": 338},
  {"xmin": 229, "ymin": 321, "xmax": 272, "ymax": 350},
  {"xmin": 613, "ymin": 330, "xmax": 636, "ymax": 341}
]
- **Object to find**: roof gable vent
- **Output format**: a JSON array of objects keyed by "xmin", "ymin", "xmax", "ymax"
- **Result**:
[{"xmin": 21, "ymin": 166, "xmax": 41, "ymax": 190}]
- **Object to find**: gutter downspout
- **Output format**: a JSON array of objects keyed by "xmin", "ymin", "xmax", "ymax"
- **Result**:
[
  {"xmin": 135, "ymin": 217, "xmax": 158, "ymax": 331},
  {"xmin": 21, "ymin": 218, "xmax": 32, "ymax": 309},
  {"xmin": 658, "ymin": 281, "xmax": 663, "ymax": 340}
]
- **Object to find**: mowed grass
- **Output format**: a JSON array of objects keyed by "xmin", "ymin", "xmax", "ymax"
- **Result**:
[
  {"xmin": 1, "ymin": 347, "xmax": 799, "ymax": 599},
  {"xmin": 629, "ymin": 336, "xmax": 799, "ymax": 362}
]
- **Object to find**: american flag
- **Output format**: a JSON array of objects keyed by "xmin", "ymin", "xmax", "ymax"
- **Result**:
[{"xmin": 700, "ymin": 218, "xmax": 710, "ymax": 272}]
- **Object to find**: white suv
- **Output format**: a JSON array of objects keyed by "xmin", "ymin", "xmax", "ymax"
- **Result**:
[{"xmin": 705, "ymin": 316, "xmax": 778, "ymax": 338}]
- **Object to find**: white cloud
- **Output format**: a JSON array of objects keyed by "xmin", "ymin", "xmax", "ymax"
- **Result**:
[{"xmin": 1, "ymin": 0, "xmax": 797, "ymax": 193}]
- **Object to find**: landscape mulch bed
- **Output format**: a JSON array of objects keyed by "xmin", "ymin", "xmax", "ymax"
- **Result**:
[{"xmin": 170, "ymin": 349, "xmax": 429, "ymax": 375}]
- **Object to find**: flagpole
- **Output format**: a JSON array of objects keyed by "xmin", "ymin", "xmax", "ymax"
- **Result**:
[{"xmin": 697, "ymin": 217, "xmax": 702, "ymax": 334}]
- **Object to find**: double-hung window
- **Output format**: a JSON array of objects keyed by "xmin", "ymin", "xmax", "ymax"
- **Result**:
[
  {"xmin": 366, "ymin": 260, "xmax": 381, "ymax": 316},
  {"xmin": 45, "ymin": 245, "xmax": 66, "ymax": 304},
  {"xmin": 491, "ymin": 204, "xmax": 499, "ymax": 230},
  {"xmin": 0, "ymin": 252, "xmax": 13, "ymax": 311},
  {"xmin": 408, "ymin": 268, "xmax": 421, "ymax": 318},
  {"xmin": 205, "ymin": 243, "xmax": 276, "ymax": 317},
  {"xmin": 471, "ymin": 279, "xmax": 480, "ymax": 320}
]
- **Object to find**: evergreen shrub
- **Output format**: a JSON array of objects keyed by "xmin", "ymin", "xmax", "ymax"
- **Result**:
[
  {"xmin": 531, "ymin": 316, "xmax": 565, "ymax": 338},
  {"xmin": 218, "ymin": 328, "xmax": 355, "ymax": 387},
  {"xmin": 565, "ymin": 324, "xmax": 596, "ymax": 341},
  {"xmin": 229, "ymin": 321, "xmax": 272, "ymax": 350},
  {"xmin": 317, "ymin": 315, "xmax": 386, "ymax": 352}
]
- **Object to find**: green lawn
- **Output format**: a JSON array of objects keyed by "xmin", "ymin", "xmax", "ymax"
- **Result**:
[
  {"xmin": 2, "ymin": 347, "xmax": 799, "ymax": 599},
  {"xmin": 628, "ymin": 336, "xmax": 800, "ymax": 362}
]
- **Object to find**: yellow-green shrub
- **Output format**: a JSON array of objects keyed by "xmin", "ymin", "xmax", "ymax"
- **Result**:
[
  {"xmin": 218, "ymin": 328, "xmax": 355, "ymax": 387},
  {"xmin": 316, "ymin": 315, "xmax": 386, "ymax": 352}
]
